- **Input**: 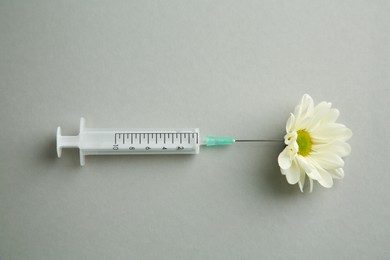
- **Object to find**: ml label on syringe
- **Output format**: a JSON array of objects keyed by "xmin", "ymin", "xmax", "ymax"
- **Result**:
[{"xmin": 112, "ymin": 132, "xmax": 199, "ymax": 153}]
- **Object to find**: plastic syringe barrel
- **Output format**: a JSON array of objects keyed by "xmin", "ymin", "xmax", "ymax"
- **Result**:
[{"xmin": 57, "ymin": 118, "xmax": 200, "ymax": 166}]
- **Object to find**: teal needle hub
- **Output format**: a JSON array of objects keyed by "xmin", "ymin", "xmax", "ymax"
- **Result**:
[{"xmin": 204, "ymin": 136, "xmax": 235, "ymax": 146}]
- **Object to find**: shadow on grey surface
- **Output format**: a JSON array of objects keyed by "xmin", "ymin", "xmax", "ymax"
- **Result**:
[
  {"xmin": 84, "ymin": 153, "xmax": 197, "ymax": 168},
  {"xmin": 41, "ymin": 138, "xmax": 57, "ymax": 161},
  {"xmin": 41, "ymin": 138, "xmax": 82, "ymax": 168}
]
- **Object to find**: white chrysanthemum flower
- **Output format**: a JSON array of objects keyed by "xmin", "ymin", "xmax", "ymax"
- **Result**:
[{"xmin": 278, "ymin": 94, "xmax": 352, "ymax": 192}]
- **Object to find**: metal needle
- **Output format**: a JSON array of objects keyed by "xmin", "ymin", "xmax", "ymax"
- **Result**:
[{"xmin": 234, "ymin": 139, "xmax": 283, "ymax": 142}]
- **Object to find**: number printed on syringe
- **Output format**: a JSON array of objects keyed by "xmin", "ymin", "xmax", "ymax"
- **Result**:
[{"xmin": 112, "ymin": 132, "xmax": 199, "ymax": 153}]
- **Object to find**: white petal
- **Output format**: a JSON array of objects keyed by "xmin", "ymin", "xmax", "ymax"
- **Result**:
[
  {"xmin": 297, "ymin": 115, "xmax": 314, "ymax": 129},
  {"xmin": 309, "ymin": 177, "xmax": 313, "ymax": 192},
  {"xmin": 314, "ymin": 101, "xmax": 331, "ymax": 112},
  {"xmin": 294, "ymin": 94, "xmax": 314, "ymax": 124},
  {"xmin": 317, "ymin": 168, "xmax": 334, "ymax": 188},
  {"xmin": 321, "ymin": 108, "xmax": 340, "ymax": 125},
  {"xmin": 284, "ymin": 160, "xmax": 300, "ymax": 184},
  {"xmin": 313, "ymin": 141, "xmax": 351, "ymax": 157},
  {"xmin": 311, "ymin": 152, "xmax": 344, "ymax": 170},
  {"xmin": 311, "ymin": 123, "xmax": 353, "ymax": 142},
  {"xmin": 302, "ymin": 95, "xmax": 314, "ymax": 116},
  {"xmin": 336, "ymin": 142, "xmax": 351, "ymax": 157},
  {"xmin": 286, "ymin": 113, "xmax": 295, "ymax": 133},
  {"xmin": 329, "ymin": 168, "xmax": 344, "ymax": 179},
  {"xmin": 290, "ymin": 141, "xmax": 299, "ymax": 157},
  {"xmin": 296, "ymin": 156, "xmax": 322, "ymax": 180},
  {"xmin": 297, "ymin": 94, "xmax": 314, "ymax": 115},
  {"xmin": 307, "ymin": 102, "xmax": 331, "ymax": 129},
  {"xmin": 284, "ymin": 131, "xmax": 297, "ymax": 145},
  {"xmin": 278, "ymin": 147, "xmax": 292, "ymax": 169},
  {"xmin": 298, "ymin": 167, "xmax": 306, "ymax": 192}
]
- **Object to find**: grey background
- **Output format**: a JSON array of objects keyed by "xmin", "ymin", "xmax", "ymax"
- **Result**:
[{"xmin": 0, "ymin": 1, "xmax": 389, "ymax": 259}]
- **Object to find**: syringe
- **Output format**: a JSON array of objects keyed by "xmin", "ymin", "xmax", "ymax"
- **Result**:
[{"xmin": 57, "ymin": 118, "xmax": 281, "ymax": 165}]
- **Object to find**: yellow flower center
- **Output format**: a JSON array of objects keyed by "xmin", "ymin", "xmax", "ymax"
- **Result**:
[{"xmin": 296, "ymin": 129, "xmax": 313, "ymax": 157}]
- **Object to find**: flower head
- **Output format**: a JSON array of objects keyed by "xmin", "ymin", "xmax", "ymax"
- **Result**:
[{"xmin": 278, "ymin": 94, "xmax": 352, "ymax": 192}]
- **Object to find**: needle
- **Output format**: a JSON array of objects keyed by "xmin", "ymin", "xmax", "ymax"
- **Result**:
[{"xmin": 234, "ymin": 139, "xmax": 283, "ymax": 142}]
